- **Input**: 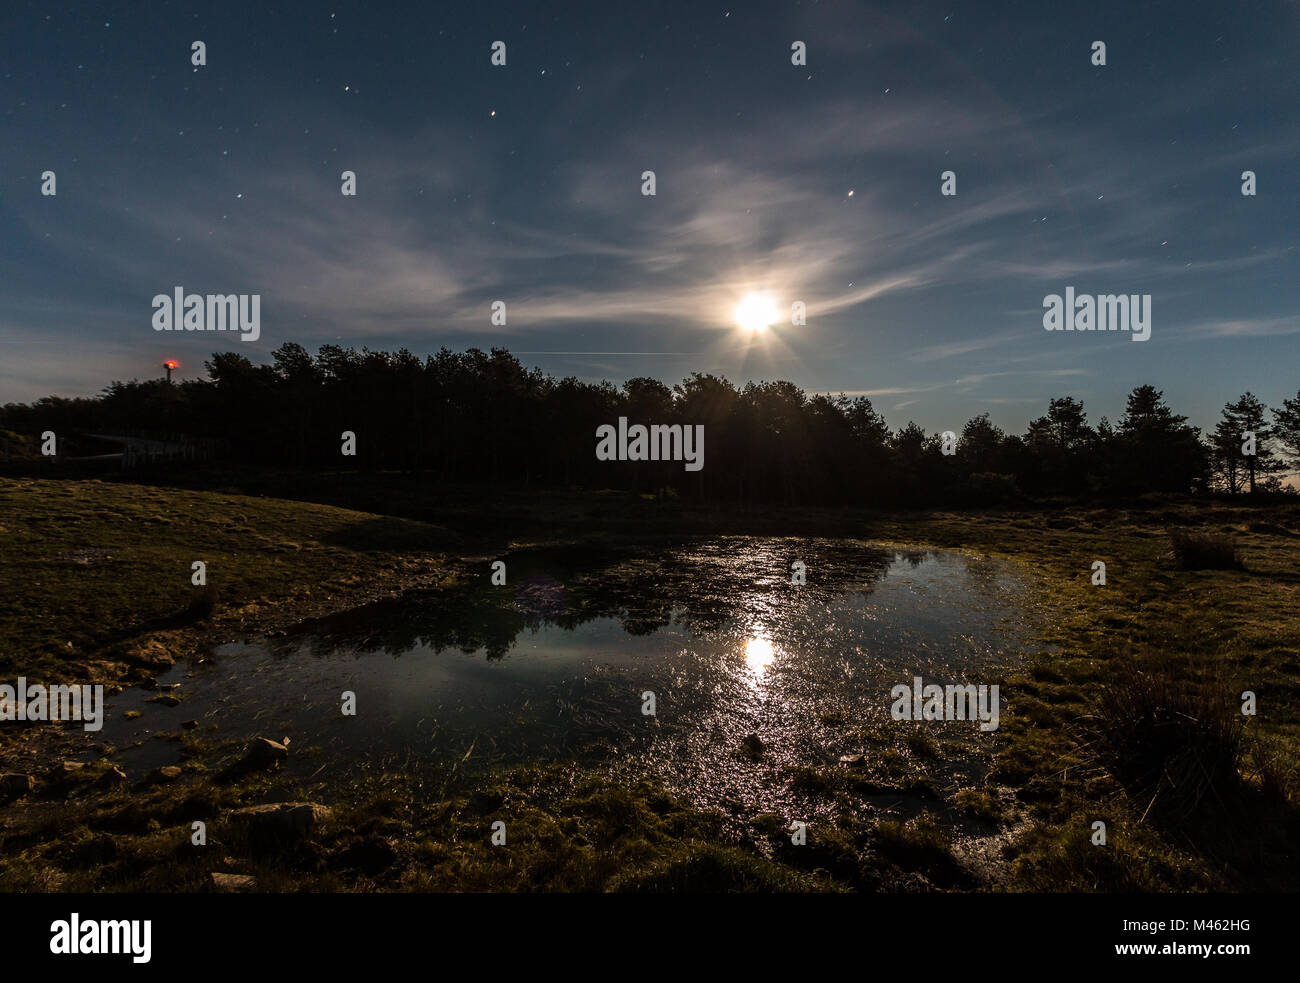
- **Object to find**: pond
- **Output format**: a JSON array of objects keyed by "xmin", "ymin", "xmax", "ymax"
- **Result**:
[{"xmin": 100, "ymin": 537, "xmax": 1041, "ymax": 819}]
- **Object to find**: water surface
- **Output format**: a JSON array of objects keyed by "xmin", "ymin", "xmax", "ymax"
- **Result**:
[{"xmin": 101, "ymin": 538, "xmax": 1039, "ymax": 816}]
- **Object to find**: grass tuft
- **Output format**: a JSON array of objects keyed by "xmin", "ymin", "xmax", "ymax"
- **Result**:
[{"xmin": 1168, "ymin": 529, "xmax": 1242, "ymax": 570}]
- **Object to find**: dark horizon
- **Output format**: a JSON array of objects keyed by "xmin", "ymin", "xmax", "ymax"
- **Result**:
[
  {"xmin": 6, "ymin": 341, "xmax": 1296, "ymax": 502},
  {"xmin": 7, "ymin": 340, "xmax": 1300, "ymax": 462}
]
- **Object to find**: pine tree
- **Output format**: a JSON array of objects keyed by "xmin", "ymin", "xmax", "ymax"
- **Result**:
[
  {"xmin": 1272, "ymin": 390, "xmax": 1300, "ymax": 472},
  {"xmin": 1113, "ymin": 385, "xmax": 1208, "ymax": 494},
  {"xmin": 1219, "ymin": 392, "xmax": 1284, "ymax": 494}
]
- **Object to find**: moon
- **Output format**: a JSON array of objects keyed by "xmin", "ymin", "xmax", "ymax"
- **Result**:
[{"xmin": 734, "ymin": 292, "xmax": 779, "ymax": 333}]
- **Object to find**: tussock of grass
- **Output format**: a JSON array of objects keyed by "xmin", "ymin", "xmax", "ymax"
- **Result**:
[
  {"xmin": 1081, "ymin": 662, "xmax": 1300, "ymax": 882},
  {"xmin": 954, "ymin": 787, "xmax": 1002, "ymax": 823},
  {"xmin": 873, "ymin": 813, "xmax": 970, "ymax": 888},
  {"xmin": 1168, "ymin": 529, "xmax": 1242, "ymax": 570},
  {"xmin": 1089, "ymin": 668, "xmax": 1246, "ymax": 829},
  {"xmin": 184, "ymin": 583, "xmax": 219, "ymax": 622}
]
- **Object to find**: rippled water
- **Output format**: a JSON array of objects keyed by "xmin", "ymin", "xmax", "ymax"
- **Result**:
[{"xmin": 100, "ymin": 538, "xmax": 1039, "ymax": 815}]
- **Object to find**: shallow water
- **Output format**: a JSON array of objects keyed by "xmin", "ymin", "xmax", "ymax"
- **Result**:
[{"xmin": 100, "ymin": 538, "xmax": 1039, "ymax": 815}]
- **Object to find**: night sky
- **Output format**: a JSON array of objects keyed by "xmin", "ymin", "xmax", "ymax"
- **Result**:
[{"xmin": 3, "ymin": 0, "xmax": 1297, "ymax": 436}]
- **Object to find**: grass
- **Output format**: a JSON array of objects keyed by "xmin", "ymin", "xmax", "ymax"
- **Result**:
[
  {"xmin": 2, "ymin": 477, "xmax": 1299, "ymax": 892},
  {"xmin": 862, "ymin": 500, "xmax": 1300, "ymax": 890},
  {"xmin": 0, "ymin": 759, "xmax": 838, "ymax": 893},
  {"xmin": 0, "ymin": 476, "xmax": 461, "ymax": 684}
]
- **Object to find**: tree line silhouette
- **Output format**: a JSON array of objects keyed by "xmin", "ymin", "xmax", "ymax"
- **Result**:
[{"xmin": 3, "ymin": 343, "xmax": 1298, "ymax": 507}]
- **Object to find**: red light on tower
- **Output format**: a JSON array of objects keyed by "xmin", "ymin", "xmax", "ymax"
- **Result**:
[{"xmin": 163, "ymin": 359, "xmax": 179, "ymax": 383}]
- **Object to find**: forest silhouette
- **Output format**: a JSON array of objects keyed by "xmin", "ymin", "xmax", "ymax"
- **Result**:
[{"xmin": 3, "ymin": 344, "xmax": 1297, "ymax": 507}]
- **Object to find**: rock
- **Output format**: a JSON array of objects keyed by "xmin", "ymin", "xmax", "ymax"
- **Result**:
[
  {"xmin": 741, "ymin": 733, "xmax": 766, "ymax": 758},
  {"xmin": 96, "ymin": 765, "xmax": 129, "ymax": 787},
  {"xmin": 838, "ymin": 753, "xmax": 865, "ymax": 766},
  {"xmin": 148, "ymin": 695, "xmax": 181, "ymax": 707},
  {"xmin": 0, "ymin": 773, "xmax": 34, "ymax": 803},
  {"xmin": 239, "ymin": 738, "xmax": 288, "ymax": 771},
  {"xmin": 210, "ymin": 872, "xmax": 256, "ymax": 891},
  {"xmin": 230, "ymin": 802, "xmax": 331, "ymax": 843},
  {"xmin": 56, "ymin": 760, "xmax": 86, "ymax": 776},
  {"xmin": 146, "ymin": 765, "xmax": 183, "ymax": 784},
  {"xmin": 130, "ymin": 640, "xmax": 175, "ymax": 669},
  {"xmin": 219, "ymin": 737, "xmax": 288, "ymax": 780},
  {"xmin": 182, "ymin": 719, "xmax": 199, "ymax": 730}
]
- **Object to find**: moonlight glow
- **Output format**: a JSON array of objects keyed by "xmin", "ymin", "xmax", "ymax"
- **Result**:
[
  {"xmin": 734, "ymin": 292, "xmax": 779, "ymax": 333},
  {"xmin": 744, "ymin": 634, "xmax": 775, "ymax": 681}
]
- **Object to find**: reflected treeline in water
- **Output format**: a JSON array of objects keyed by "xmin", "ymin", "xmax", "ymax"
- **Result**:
[{"xmin": 274, "ymin": 538, "xmax": 914, "ymax": 660}]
